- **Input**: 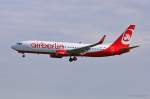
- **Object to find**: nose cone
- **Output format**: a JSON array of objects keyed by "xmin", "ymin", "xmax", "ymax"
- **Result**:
[{"xmin": 11, "ymin": 45, "xmax": 17, "ymax": 50}]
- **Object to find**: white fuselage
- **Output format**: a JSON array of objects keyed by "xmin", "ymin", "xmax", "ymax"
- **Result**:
[{"xmin": 11, "ymin": 41, "xmax": 111, "ymax": 54}]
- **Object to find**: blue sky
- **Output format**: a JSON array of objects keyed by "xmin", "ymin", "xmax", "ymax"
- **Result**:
[{"xmin": 0, "ymin": 0, "xmax": 150, "ymax": 99}]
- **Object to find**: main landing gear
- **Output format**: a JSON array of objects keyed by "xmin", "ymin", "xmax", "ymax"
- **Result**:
[{"xmin": 69, "ymin": 56, "xmax": 77, "ymax": 62}]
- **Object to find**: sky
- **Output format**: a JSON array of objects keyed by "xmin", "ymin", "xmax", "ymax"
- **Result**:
[{"xmin": 0, "ymin": 0, "xmax": 150, "ymax": 99}]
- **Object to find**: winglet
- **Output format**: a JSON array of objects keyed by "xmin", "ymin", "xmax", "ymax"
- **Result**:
[{"xmin": 98, "ymin": 35, "xmax": 106, "ymax": 44}]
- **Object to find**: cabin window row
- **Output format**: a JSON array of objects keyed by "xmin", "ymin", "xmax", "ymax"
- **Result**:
[{"xmin": 64, "ymin": 46, "xmax": 106, "ymax": 50}]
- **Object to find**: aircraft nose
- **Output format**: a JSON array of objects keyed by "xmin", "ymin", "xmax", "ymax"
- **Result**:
[{"xmin": 11, "ymin": 45, "xmax": 17, "ymax": 50}]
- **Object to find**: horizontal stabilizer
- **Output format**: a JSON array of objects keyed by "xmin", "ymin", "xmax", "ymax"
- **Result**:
[{"xmin": 120, "ymin": 45, "xmax": 140, "ymax": 52}]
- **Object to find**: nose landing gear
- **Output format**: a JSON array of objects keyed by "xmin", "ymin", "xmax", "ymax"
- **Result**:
[
  {"xmin": 22, "ymin": 54, "xmax": 26, "ymax": 58},
  {"xmin": 69, "ymin": 56, "xmax": 77, "ymax": 62}
]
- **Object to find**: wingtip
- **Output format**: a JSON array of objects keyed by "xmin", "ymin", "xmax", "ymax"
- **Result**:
[
  {"xmin": 103, "ymin": 34, "xmax": 106, "ymax": 38},
  {"xmin": 98, "ymin": 35, "xmax": 106, "ymax": 44}
]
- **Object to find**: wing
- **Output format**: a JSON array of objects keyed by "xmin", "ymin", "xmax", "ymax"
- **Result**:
[{"xmin": 67, "ymin": 35, "xmax": 106, "ymax": 55}]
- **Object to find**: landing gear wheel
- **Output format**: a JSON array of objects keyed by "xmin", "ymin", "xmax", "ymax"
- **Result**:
[
  {"xmin": 73, "ymin": 56, "xmax": 77, "ymax": 61},
  {"xmin": 69, "ymin": 58, "xmax": 73, "ymax": 62},
  {"xmin": 69, "ymin": 56, "xmax": 77, "ymax": 62},
  {"xmin": 22, "ymin": 54, "xmax": 26, "ymax": 58}
]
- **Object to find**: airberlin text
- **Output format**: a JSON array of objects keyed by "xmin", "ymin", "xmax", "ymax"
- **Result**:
[{"xmin": 31, "ymin": 42, "xmax": 64, "ymax": 49}]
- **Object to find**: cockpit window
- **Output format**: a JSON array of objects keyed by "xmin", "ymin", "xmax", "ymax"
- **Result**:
[{"xmin": 16, "ymin": 43, "xmax": 22, "ymax": 45}]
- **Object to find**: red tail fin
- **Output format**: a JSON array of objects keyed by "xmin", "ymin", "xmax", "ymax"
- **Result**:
[{"xmin": 111, "ymin": 25, "xmax": 135, "ymax": 48}]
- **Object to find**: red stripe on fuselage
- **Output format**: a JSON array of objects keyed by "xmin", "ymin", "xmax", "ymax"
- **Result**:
[{"xmin": 17, "ymin": 47, "xmax": 115, "ymax": 57}]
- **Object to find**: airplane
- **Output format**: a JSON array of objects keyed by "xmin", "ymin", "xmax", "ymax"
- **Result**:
[{"xmin": 11, "ymin": 25, "xmax": 139, "ymax": 62}]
